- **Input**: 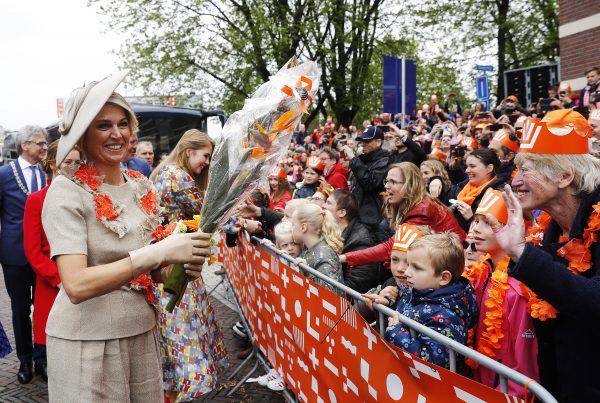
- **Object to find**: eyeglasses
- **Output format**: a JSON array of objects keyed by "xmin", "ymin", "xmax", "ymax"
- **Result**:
[
  {"xmin": 27, "ymin": 141, "xmax": 48, "ymax": 147},
  {"xmin": 311, "ymin": 196, "xmax": 326, "ymax": 202},
  {"xmin": 462, "ymin": 241, "xmax": 477, "ymax": 252},
  {"xmin": 383, "ymin": 179, "xmax": 404, "ymax": 186}
]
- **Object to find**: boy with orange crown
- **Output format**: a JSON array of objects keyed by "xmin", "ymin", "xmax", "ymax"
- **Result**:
[
  {"xmin": 293, "ymin": 156, "xmax": 324, "ymax": 199},
  {"xmin": 465, "ymin": 188, "xmax": 538, "ymax": 397},
  {"xmin": 362, "ymin": 224, "xmax": 430, "ymax": 311},
  {"xmin": 385, "ymin": 232, "xmax": 478, "ymax": 369}
]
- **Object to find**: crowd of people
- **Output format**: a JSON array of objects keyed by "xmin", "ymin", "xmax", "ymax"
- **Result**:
[{"xmin": 0, "ymin": 66, "xmax": 599, "ymax": 402}]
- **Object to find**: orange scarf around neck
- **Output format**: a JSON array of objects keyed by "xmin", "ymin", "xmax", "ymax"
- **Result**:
[{"xmin": 457, "ymin": 176, "xmax": 496, "ymax": 205}]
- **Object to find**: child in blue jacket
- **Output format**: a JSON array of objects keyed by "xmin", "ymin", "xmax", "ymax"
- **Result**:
[{"xmin": 385, "ymin": 232, "xmax": 477, "ymax": 369}]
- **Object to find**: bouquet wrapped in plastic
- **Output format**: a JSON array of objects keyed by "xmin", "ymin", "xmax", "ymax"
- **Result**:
[{"xmin": 163, "ymin": 57, "xmax": 321, "ymax": 311}]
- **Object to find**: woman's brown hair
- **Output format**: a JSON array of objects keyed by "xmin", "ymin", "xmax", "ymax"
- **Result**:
[
  {"xmin": 151, "ymin": 129, "xmax": 215, "ymax": 192},
  {"xmin": 386, "ymin": 162, "xmax": 442, "ymax": 228},
  {"xmin": 42, "ymin": 140, "xmax": 81, "ymax": 175}
]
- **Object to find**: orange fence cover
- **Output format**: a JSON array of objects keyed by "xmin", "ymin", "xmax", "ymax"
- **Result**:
[{"xmin": 219, "ymin": 234, "xmax": 522, "ymax": 402}]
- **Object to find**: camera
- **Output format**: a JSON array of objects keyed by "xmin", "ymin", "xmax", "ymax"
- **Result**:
[
  {"xmin": 488, "ymin": 123, "xmax": 504, "ymax": 132},
  {"xmin": 476, "ymin": 112, "xmax": 487, "ymax": 119},
  {"xmin": 450, "ymin": 145, "xmax": 467, "ymax": 158},
  {"xmin": 377, "ymin": 125, "xmax": 390, "ymax": 133}
]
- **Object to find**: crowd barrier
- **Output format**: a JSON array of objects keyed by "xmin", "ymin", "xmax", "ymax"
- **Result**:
[{"xmin": 218, "ymin": 232, "xmax": 557, "ymax": 403}]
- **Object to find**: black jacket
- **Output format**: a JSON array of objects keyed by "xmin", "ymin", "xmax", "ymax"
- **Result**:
[
  {"xmin": 509, "ymin": 187, "xmax": 600, "ymax": 402},
  {"xmin": 388, "ymin": 137, "xmax": 427, "ymax": 166},
  {"xmin": 341, "ymin": 219, "xmax": 380, "ymax": 293},
  {"xmin": 348, "ymin": 148, "xmax": 390, "ymax": 227},
  {"xmin": 496, "ymin": 159, "xmax": 516, "ymax": 185}
]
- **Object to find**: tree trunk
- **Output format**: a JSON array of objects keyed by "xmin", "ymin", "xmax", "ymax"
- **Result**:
[{"xmin": 496, "ymin": 0, "xmax": 510, "ymax": 101}]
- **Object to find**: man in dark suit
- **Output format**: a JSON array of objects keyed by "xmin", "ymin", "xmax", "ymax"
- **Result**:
[
  {"xmin": 121, "ymin": 131, "xmax": 152, "ymax": 176},
  {"xmin": 0, "ymin": 125, "xmax": 48, "ymax": 383}
]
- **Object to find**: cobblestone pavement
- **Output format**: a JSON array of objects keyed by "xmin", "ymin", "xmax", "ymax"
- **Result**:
[{"xmin": 0, "ymin": 266, "xmax": 286, "ymax": 403}]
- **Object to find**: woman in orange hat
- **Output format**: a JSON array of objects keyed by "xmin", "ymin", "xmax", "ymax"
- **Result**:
[
  {"xmin": 490, "ymin": 110, "xmax": 600, "ymax": 401},
  {"xmin": 268, "ymin": 165, "xmax": 292, "ymax": 213}
]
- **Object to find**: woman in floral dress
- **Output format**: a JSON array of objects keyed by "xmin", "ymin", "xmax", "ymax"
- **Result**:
[{"xmin": 151, "ymin": 129, "xmax": 227, "ymax": 402}]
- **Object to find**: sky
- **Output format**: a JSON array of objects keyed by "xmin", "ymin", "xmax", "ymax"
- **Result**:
[{"xmin": 0, "ymin": 0, "xmax": 125, "ymax": 131}]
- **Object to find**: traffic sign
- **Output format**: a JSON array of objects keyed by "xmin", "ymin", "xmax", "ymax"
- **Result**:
[
  {"xmin": 476, "ymin": 76, "xmax": 489, "ymax": 99},
  {"xmin": 476, "ymin": 65, "xmax": 494, "ymax": 72}
]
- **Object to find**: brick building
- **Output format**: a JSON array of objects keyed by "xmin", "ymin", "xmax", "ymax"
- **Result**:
[{"xmin": 559, "ymin": 0, "xmax": 600, "ymax": 89}]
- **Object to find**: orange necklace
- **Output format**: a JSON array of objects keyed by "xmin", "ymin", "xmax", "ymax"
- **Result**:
[
  {"xmin": 464, "ymin": 255, "xmax": 510, "ymax": 368},
  {"xmin": 521, "ymin": 204, "xmax": 600, "ymax": 321},
  {"xmin": 69, "ymin": 162, "xmax": 159, "ymax": 303}
]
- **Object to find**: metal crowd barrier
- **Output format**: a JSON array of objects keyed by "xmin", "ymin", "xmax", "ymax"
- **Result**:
[{"xmin": 245, "ymin": 236, "xmax": 558, "ymax": 403}]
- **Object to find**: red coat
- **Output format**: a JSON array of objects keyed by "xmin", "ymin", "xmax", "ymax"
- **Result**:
[
  {"xmin": 324, "ymin": 162, "xmax": 349, "ymax": 190},
  {"xmin": 23, "ymin": 186, "xmax": 60, "ymax": 345},
  {"xmin": 346, "ymin": 198, "xmax": 466, "ymax": 267},
  {"xmin": 269, "ymin": 190, "xmax": 292, "ymax": 212}
]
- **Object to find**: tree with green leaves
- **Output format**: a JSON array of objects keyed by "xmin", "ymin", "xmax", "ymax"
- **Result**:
[{"xmin": 91, "ymin": 0, "xmax": 410, "ymax": 127}]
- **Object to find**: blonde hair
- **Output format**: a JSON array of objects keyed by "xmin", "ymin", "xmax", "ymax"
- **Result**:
[
  {"xmin": 408, "ymin": 232, "xmax": 464, "ymax": 281},
  {"xmin": 293, "ymin": 203, "xmax": 343, "ymax": 253},
  {"xmin": 421, "ymin": 158, "xmax": 452, "ymax": 189},
  {"xmin": 515, "ymin": 153, "xmax": 600, "ymax": 195},
  {"xmin": 284, "ymin": 198, "xmax": 310, "ymax": 219},
  {"xmin": 274, "ymin": 221, "xmax": 293, "ymax": 247},
  {"xmin": 151, "ymin": 129, "xmax": 215, "ymax": 191},
  {"xmin": 387, "ymin": 162, "xmax": 440, "ymax": 227}
]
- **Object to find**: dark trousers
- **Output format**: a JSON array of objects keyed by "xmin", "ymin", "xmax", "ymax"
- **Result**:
[{"xmin": 2, "ymin": 263, "xmax": 45, "ymax": 364}]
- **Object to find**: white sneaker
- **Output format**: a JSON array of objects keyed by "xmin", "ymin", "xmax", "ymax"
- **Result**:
[
  {"xmin": 267, "ymin": 376, "xmax": 286, "ymax": 391},
  {"xmin": 257, "ymin": 369, "xmax": 280, "ymax": 386}
]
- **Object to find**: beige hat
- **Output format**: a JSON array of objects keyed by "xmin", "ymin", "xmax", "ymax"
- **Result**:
[{"xmin": 57, "ymin": 71, "xmax": 127, "ymax": 165}]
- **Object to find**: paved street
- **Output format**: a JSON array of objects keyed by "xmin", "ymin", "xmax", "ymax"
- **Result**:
[{"xmin": 0, "ymin": 266, "xmax": 286, "ymax": 402}]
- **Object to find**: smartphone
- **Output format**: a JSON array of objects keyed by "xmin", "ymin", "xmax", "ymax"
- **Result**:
[
  {"xmin": 377, "ymin": 125, "xmax": 390, "ymax": 133},
  {"xmin": 539, "ymin": 98, "xmax": 554, "ymax": 112},
  {"xmin": 488, "ymin": 123, "xmax": 504, "ymax": 132},
  {"xmin": 476, "ymin": 112, "xmax": 487, "ymax": 119}
]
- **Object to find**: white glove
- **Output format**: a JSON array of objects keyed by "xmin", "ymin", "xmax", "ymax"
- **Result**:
[{"xmin": 129, "ymin": 231, "xmax": 211, "ymax": 277}]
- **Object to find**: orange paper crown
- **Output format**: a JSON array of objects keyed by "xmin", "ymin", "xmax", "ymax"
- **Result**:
[
  {"xmin": 269, "ymin": 165, "xmax": 288, "ymax": 179},
  {"xmin": 392, "ymin": 223, "xmax": 423, "ymax": 252},
  {"xmin": 475, "ymin": 189, "xmax": 508, "ymax": 224},
  {"xmin": 306, "ymin": 156, "xmax": 325, "ymax": 171},
  {"xmin": 520, "ymin": 110, "xmax": 592, "ymax": 154},
  {"xmin": 492, "ymin": 129, "xmax": 519, "ymax": 153}
]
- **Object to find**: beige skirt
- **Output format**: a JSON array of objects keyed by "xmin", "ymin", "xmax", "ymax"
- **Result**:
[{"xmin": 47, "ymin": 329, "xmax": 162, "ymax": 403}]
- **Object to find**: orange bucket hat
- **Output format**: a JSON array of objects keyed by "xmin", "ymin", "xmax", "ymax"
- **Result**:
[
  {"xmin": 475, "ymin": 189, "xmax": 508, "ymax": 224},
  {"xmin": 392, "ymin": 223, "xmax": 423, "ymax": 252},
  {"xmin": 306, "ymin": 156, "xmax": 325, "ymax": 172},
  {"xmin": 520, "ymin": 109, "xmax": 592, "ymax": 154},
  {"xmin": 492, "ymin": 129, "xmax": 519, "ymax": 153},
  {"xmin": 269, "ymin": 165, "xmax": 288, "ymax": 179}
]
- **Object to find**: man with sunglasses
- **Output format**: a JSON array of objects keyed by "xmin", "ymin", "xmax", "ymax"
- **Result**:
[{"xmin": 0, "ymin": 125, "xmax": 48, "ymax": 384}]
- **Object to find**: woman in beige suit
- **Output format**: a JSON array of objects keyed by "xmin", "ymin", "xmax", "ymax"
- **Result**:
[{"xmin": 41, "ymin": 72, "xmax": 210, "ymax": 402}]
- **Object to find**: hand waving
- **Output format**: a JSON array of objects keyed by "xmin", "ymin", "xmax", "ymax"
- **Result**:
[{"xmin": 486, "ymin": 184, "xmax": 527, "ymax": 261}]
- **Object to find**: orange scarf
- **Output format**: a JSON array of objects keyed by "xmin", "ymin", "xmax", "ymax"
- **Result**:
[{"xmin": 457, "ymin": 176, "xmax": 496, "ymax": 205}]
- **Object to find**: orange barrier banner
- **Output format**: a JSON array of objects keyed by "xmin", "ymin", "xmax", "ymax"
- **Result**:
[{"xmin": 219, "ymin": 234, "xmax": 521, "ymax": 402}]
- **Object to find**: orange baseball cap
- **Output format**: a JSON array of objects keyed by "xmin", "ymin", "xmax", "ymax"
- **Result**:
[
  {"xmin": 269, "ymin": 165, "xmax": 287, "ymax": 179},
  {"xmin": 392, "ymin": 223, "xmax": 423, "ymax": 252},
  {"xmin": 475, "ymin": 189, "xmax": 508, "ymax": 225},
  {"xmin": 492, "ymin": 129, "xmax": 519, "ymax": 153},
  {"xmin": 519, "ymin": 109, "xmax": 592, "ymax": 154},
  {"xmin": 306, "ymin": 156, "xmax": 325, "ymax": 172}
]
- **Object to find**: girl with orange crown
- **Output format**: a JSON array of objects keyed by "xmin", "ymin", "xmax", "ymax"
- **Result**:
[
  {"xmin": 268, "ymin": 165, "xmax": 292, "ymax": 213},
  {"xmin": 465, "ymin": 188, "xmax": 538, "ymax": 397},
  {"xmin": 293, "ymin": 156, "xmax": 324, "ymax": 199}
]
